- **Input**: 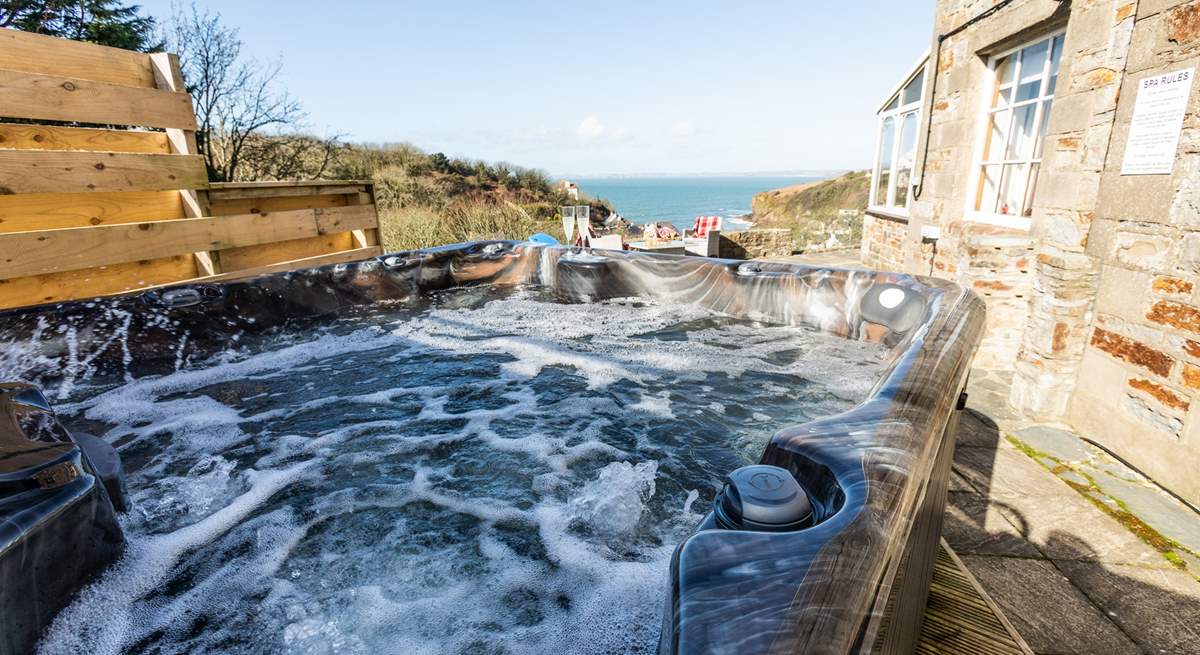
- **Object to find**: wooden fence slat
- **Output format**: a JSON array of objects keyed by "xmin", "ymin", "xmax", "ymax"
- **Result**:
[
  {"xmin": 0, "ymin": 150, "xmax": 207, "ymax": 194},
  {"xmin": 146, "ymin": 52, "xmax": 219, "ymax": 277},
  {"xmin": 205, "ymin": 184, "xmax": 367, "ymax": 201},
  {"xmin": 207, "ymin": 180, "xmax": 374, "ymax": 189},
  {"xmin": 0, "ymin": 205, "xmax": 379, "ymax": 280},
  {"xmin": 207, "ymin": 192, "xmax": 349, "ymax": 217},
  {"xmin": 0, "ymin": 255, "xmax": 198, "ymax": 310},
  {"xmin": 0, "ymin": 123, "xmax": 170, "ymax": 153},
  {"xmin": 218, "ymin": 233, "xmax": 356, "ymax": 271},
  {"xmin": 314, "ymin": 204, "xmax": 375, "ymax": 234},
  {"xmin": 200, "ymin": 246, "xmax": 383, "ymax": 283},
  {"xmin": 0, "ymin": 191, "xmax": 185, "ymax": 233},
  {"xmin": 0, "ymin": 28, "xmax": 157, "ymax": 88},
  {"xmin": 0, "ymin": 68, "xmax": 197, "ymax": 129}
]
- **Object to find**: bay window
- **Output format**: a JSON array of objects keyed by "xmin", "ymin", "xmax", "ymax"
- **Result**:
[
  {"xmin": 969, "ymin": 32, "xmax": 1065, "ymax": 228},
  {"xmin": 871, "ymin": 58, "xmax": 927, "ymax": 215}
]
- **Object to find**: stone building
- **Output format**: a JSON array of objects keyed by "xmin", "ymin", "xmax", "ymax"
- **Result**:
[{"xmin": 861, "ymin": 0, "xmax": 1200, "ymax": 503}]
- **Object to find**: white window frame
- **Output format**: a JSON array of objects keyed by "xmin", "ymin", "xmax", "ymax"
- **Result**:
[
  {"xmin": 965, "ymin": 30, "xmax": 1066, "ymax": 230},
  {"xmin": 869, "ymin": 52, "xmax": 930, "ymax": 218}
]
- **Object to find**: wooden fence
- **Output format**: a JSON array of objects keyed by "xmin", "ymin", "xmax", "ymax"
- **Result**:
[{"xmin": 0, "ymin": 29, "xmax": 381, "ymax": 310}]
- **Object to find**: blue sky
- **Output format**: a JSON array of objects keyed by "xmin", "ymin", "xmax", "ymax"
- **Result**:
[{"xmin": 139, "ymin": 1, "xmax": 935, "ymax": 176}]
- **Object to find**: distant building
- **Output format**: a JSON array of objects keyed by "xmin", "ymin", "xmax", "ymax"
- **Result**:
[
  {"xmin": 861, "ymin": 0, "xmax": 1200, "ymax": 503},
  {"xmin": 560, "ymin": 180, "xmax": 580, "ymax": 200}
]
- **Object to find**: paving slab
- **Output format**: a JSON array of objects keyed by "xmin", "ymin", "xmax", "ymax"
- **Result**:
[
  {"xmin": 765, "ymin": 248, "xmax": 862, "ymax": 268},
  {"xmin": 1053, "ymin": 560, "xmax": 1200, "ymax": 654},
  {"xmin": 1013, "ymin": 425, "xmax": 1092, "ymax": 464},
  {"xmin": 963, "ymin": 385, "xmax": 1025, "ymax": 423},
  {"xmin": 993, "ymin": 489, "xmax": 1170, "ymax": 566},
  {"xmin": 954, "ymin": 409, "xmax": 1005, "ymax": 448},
  {"xmin": 952, "ymin": 366, "xmax": 1200, "ymax": 651},
  {"xmin": 1057, "ymin": 470, "xmax": 1091, "ymax": 487},
  {"xmin": 943, "ymin": 491, "xmax": 1043, "ymax": 558},
  {"xmin": 948, "ymin": 469, "xmax": 975, "ymax": 493},
  {"xmin": 1091, "ymin": 471, "xmax": 1200, "ymax": 554},
  {"xmin": 959, "ymin": 555, "xmax": 1140, "ymax": 655},
  {"xmin": 953, "ymin": 446, "xmax": 1072, "ymax": 499}
]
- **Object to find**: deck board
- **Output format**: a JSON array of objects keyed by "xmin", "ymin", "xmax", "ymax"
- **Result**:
[{"xmin": 916, "ymin": 539, "xmax": 1032, "ymax": 655}]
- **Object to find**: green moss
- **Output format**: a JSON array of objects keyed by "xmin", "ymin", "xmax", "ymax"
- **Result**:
[
  {"xmin": 1005, "ymin": 434, "xmax": 1189, "ymax": 571},
  {"xmin": 1004, "ymin": 435, "xmax": 1054, "ymax": 463}
]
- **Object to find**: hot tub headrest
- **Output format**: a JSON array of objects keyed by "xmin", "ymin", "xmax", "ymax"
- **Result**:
[{"xmin": 860, "ymin": 283, "xmax": 928, "ymax": 335}]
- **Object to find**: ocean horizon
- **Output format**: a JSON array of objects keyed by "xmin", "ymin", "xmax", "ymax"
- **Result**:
[{"xmin": 573, "ymin": 175, "xmax": 823, "ymax": 232}]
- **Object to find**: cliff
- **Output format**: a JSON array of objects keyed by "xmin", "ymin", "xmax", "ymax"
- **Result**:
[{"xmin": 749, "ymin": 170, "xmax": 871, "ymax": 251}]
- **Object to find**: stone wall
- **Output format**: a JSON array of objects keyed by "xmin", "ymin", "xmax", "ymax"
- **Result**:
[
  {"xmin": 936, "ymin": 221, "xmax": 1037, "ymax": 369},
  {"xmin": 856, "ymin": 0, "xmax": 1200, "ymax": 501},
  {"xmin": 1009, "ymin": 0, "xmax": 1136, "ymax": 419},
  {"xmin": 719, "ymin": 229, "xmax": 793, "ymax": 259},
  {"xmin": 912, "ymin": 0, "xmax": 1067, "ymax": 367},
  {"xmin": 861, "ymin": 212, "xmax": 909, "ymax": 271},
  {"xmin": 1064, "ymin": 0, "xmax": 1200, "ymax": 503}
]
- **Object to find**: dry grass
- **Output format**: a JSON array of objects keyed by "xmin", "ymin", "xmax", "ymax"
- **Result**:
[{"xmin": 378, "ymin": 202, "xmax": 566, "ymax": 252}]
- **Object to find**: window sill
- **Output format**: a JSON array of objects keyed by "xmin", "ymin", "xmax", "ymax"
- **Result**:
[
  {"xmin": 964, "ymin": 211, "xmax": 1032, "ymax": 231},
  {"xmin": 865, "ymin": 207, "xmax": 911, "ymax": 223}
]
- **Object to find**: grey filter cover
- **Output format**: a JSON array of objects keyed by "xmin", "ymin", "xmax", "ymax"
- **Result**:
[{"xmin": 715, "ymin": 465, "xmax": 813, "ymax": 532}]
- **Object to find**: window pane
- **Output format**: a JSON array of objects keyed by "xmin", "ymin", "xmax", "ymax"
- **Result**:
[
  {"xmin": 1034, "ymin": 100, "xmax": 1053, "ymax": 159},
  {"xmin": 902, "ymin": 68, "xmax": 925, "ymax": 105},
  {"xmin": 1016, "ymin": 39, "xmax": 1049, "ymax": 101},
  {"xmin": 1022, "ymin": 163, "xmax": 1041, "ymax": 217},
  {"xmin": 997, "ymin": 164, "xmax": 1027, "ymax": 216},
  {"xmin": 875, "ymin": 117, "xmax": 895, "ymax": 204},
  {"xmin": 1007, "ymin": 103, "xmax": 1039, "ymax": 160},
  {"xmin": 985, "ymin": 110, "xmax": 1011, "ymax": 162},
  {"xmin": 894, "ymin": 111, "xmax": 919, "ymax": 207},
  {"xmin": 978, "ymin": 165, "xmax": 1002, "ymax": 213},
  {"xmin": 885, "ymin": 95, "xmax": 899, "ymax": 112},
  {"xmin": 1016, "ymin": 79, "xmax": 1042, "ymax": 103},
  {"xmin": 995, "ymin": 54, "xmax": 1016, "ymax": 88},
  {"xmin": 1047, "ymin": 34, "xmax": 1064, "ymax": 95},
  {"xmin": 977, "ymin": 35, "xmax": 1061, "ymax": 219}
]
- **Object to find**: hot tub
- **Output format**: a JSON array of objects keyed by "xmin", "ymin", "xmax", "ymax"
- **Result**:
[{"xmin": 0, "ymin": 242, "xmax": 983, "ymax": 655}]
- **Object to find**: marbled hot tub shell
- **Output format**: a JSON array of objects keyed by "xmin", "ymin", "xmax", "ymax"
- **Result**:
[{"xmin": 0, "ymin": 242, "xmax": 984, "ymax": 655}]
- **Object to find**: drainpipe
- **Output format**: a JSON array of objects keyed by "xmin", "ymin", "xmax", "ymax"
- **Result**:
[{"xmin": 912, "ymin": 0, "xmax": 1018, "ymax": 202}]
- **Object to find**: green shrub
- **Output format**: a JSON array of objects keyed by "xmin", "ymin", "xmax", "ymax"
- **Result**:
[
  {"xmin": 332, "ymin": 142, "xmax": 610, "ymax": 251},
  {"xmin": 378, "ymin": 203, "xmax": 566, "ymax": 252}
]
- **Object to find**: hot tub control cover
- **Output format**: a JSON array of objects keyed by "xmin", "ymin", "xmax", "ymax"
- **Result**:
[
  {"xmin": 713, "ymin": 465, "xmax": 813, "ymax": 532},
  {"xmin": 0, "ymin": 383, "xmax": 125, "ymax": 655},
  {"xmin": 860, "ymin": 283, "xmax": 928, "ymax": 335}
]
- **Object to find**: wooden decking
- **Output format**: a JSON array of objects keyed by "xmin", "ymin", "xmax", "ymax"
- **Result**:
[{"xmin": 917, "ymin": 539, "xmax": 1032, "ymax": 655}]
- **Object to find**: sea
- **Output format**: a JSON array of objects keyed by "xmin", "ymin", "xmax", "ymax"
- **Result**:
[{"xmin": 573, "ymin": 176, "xmax": 822, "ymax": 233}]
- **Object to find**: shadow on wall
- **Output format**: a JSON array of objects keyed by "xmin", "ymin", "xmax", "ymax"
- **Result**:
[{"xmin": 943, "ymin": 407, "xmax": 1200, "ymax": 655}]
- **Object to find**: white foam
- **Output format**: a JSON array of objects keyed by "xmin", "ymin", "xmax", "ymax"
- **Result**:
[
  {"xmin": 568, "ymin": 461, "xmax": 658, "ymax": 536},
  {"xmin": 630, "ymin": 391, "xmax": 675, "ymax": 418},
  {"xmin": 32, "ymin": 287, "xmax": 889, "ymax": 654},
  {"xmin": 39, "ymin": 463, "xmax": 314, "ymax": 655}
]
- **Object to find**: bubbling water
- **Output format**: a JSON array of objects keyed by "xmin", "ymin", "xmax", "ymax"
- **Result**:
[{"xmin": 36, "ymin": 286, "xmax": 890, "ymax": 655}]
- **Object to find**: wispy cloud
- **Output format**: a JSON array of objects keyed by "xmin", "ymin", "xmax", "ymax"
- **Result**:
[
  {"xmin": 576, "ymin": 116, "xmax": 606, "ymax": 140},
  {"xmin": 669, "ymin": 120, "xmax": 698, "ymax": 138},
  {"xmin": 576, "ymin": 116, "xmax": 630, "ymax": 143}
]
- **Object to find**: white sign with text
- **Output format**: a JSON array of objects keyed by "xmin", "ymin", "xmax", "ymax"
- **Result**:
[{"xmin": 1121, "ymin": 68, "xmax": 1194, "ymax": 175}]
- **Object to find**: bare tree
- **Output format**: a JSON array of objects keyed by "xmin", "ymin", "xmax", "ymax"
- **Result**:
[
  {"xmin": 236, "ymin": 132, "xmax": 346, "ymax": 181},
  {"xmin": 163, "ymin": 3, "xmax": 306, "ymax": 181}
]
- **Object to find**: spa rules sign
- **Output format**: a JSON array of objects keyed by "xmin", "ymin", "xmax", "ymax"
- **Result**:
[{"xmin": 1121, "ymin": 69, "xmax": 1194, "ymax": 175}]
